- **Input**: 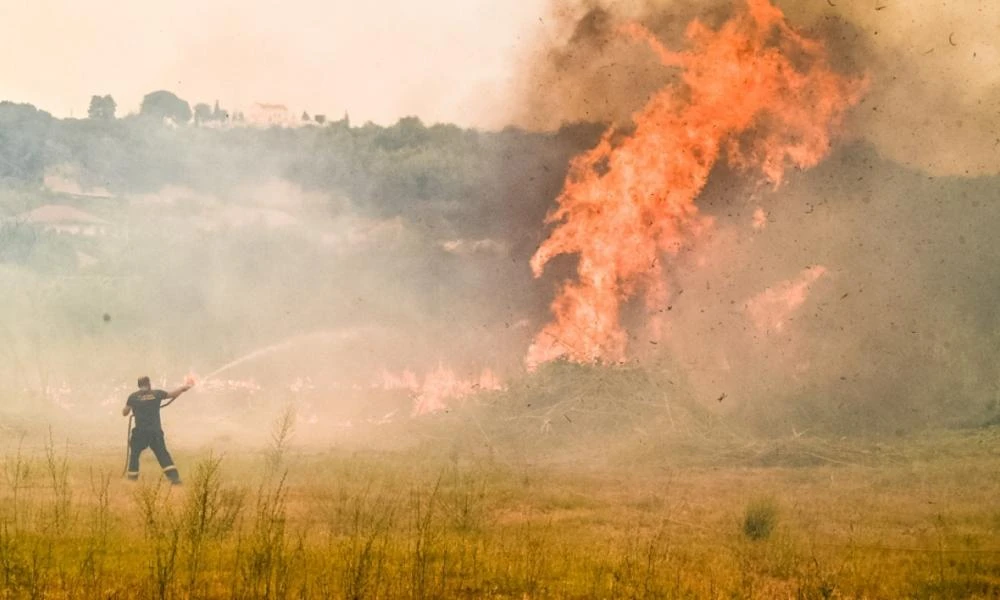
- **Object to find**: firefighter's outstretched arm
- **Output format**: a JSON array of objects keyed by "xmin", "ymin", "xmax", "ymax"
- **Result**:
[
  {"xmin": 166, "ymin": 383, "xmax": 193, "ymax": 400},
  {"xmin": 122, "ymin": 405, "xmax": 132, "ymax": 417}
]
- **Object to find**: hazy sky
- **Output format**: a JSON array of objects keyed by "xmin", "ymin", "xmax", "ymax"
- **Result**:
[
  {"xmin": 0, "ymin": 0, "xmax": 547, "ymax": 126},
  {"xmin": 2, "ymin": 0, "xmax": 997, "ymax": 174}
]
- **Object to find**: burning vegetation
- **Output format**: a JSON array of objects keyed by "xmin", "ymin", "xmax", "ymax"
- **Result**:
[{"xmin": 527, "ymin": 0, "xmax": 867, "ymax": 368}]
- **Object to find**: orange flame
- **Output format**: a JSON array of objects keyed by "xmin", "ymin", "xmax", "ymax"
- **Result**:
[
  {"xmin": 379, "ymin": 366, "xmax": 503, "ymax": 416},
  {"xmin": 527, "ymin": 0, "xmax": 866, "ymax": 369}
]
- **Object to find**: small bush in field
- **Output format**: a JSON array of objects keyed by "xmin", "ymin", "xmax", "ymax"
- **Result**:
[{"xmin": 742, "ymin": 497, "xmax": 778, "ymax": 541}]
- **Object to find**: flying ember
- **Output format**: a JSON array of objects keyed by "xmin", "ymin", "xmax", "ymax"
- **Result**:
[{"xmin": 527, "ymin": 0, "xmax": 867, "ymax": 369}]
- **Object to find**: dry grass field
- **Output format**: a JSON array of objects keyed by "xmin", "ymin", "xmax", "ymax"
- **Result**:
[{"xmin": 1, "ymin": 418, "xmax": 998, "ymax": 600}]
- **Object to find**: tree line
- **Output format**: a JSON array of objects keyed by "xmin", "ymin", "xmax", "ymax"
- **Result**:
[
  {"xmin": 88, "ymin": 90, "xmax": 227, "ymax": 124},
  {"xmin": 0, "ymin": 94, "xmax": 602, "ymax": 245}
]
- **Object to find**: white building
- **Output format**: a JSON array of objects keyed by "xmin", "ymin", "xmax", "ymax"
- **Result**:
[{"xmin": 247, "ymin": 103, "xmax": 295, "ymax": 127}]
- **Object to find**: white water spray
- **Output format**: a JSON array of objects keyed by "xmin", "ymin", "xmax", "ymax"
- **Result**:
[{"xmin": 196, "ymin": 329, "xmax": 370, "ymax": 384}]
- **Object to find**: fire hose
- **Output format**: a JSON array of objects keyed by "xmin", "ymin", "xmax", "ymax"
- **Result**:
[{"xmin": 121, "ymin": 395, "xmax": 179, "ymax": 477}]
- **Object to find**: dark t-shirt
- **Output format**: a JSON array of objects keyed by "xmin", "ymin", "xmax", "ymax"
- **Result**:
[{"xmin": 126, "ymin": 389, "xmax": 169, "ymax": 431}]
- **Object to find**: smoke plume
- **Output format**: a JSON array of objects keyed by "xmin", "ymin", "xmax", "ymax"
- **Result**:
[{"xmin": 512, "ymin": 0, "xmax": 1000, "ymax": 177}]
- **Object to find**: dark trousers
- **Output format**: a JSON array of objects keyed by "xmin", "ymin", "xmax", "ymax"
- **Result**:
[{"xmin": 127, "ymin": 429, "xmax": 180, "ymax": 484}]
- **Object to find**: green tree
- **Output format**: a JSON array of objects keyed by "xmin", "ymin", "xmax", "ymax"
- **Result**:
[
  {"xmin": 0, "ymin": 102, "xmax": 53, "ymax": 183},
  {"xmin": 212, "ymin": 100, "xmax": 229, "ymax": 121},
  {"xmin": 193, "ymin": 102, "xmax": 213, "ymax": 124},
  {"xmin": 140, "ymin": 90, "xmax": 192, "ymax": 124},
  {"xmin": 87, "ymin": 95, "xmax": 116, "ymax": 120},
  {"xmin": 374, "ymin": 116, "xmax": 428, "ymax": 150}
]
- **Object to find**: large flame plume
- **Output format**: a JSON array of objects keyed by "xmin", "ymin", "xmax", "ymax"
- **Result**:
[{"xmin": 527, "ymin": 0, "xmax": 867, "ymax": 369}]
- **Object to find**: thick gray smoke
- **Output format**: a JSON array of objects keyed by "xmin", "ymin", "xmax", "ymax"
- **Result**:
[
  {"xmin": 0, "ymin": 111, "xmax": 601, "ymax": 447},
  {"xmin": 510, "ymin": 0, "xmax": 1000, "ymax": 176},
  {"xmin": 505, "ymin": 0, "xmax": 1000, "ymax": 434}
]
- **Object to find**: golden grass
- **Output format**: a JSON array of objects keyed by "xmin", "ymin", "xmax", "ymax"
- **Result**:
[{"xmin": 0, "ymin": 427, "xmax": 999, "ymax": 599}]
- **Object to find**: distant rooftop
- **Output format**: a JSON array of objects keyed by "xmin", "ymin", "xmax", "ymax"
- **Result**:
[
  {"xmin": 254, "ymin": 103, "xmax": 289, "ymax": 112},
  {"xmin": 17, "ymin": 205, "xmax": 108, "ymax": 224}
]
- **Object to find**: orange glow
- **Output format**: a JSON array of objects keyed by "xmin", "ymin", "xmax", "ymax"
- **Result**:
[
  {"xmin": 746, "ymin": 266, "xmax": 827, "ymax": 333},
  {"xmin": 379, "ymin": 366, "xmax": 503, "ymax": 416},
  {"xmin": 752, "ymin": 207, "xmax": 768, "ymax": 230},
  {"xmin": 527, "ymin": 0, "xmax": 866, "ymax": 369}
]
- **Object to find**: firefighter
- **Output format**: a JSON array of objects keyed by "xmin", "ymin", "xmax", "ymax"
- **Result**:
[{"xmin": 122, "ymin": 376, "xmax": 193, "ymax": 484}]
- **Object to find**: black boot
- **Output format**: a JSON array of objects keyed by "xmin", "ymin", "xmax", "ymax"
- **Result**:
[{"xmin": 163, "ymin": 465, "xmax": 182, "ymax": 485}]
